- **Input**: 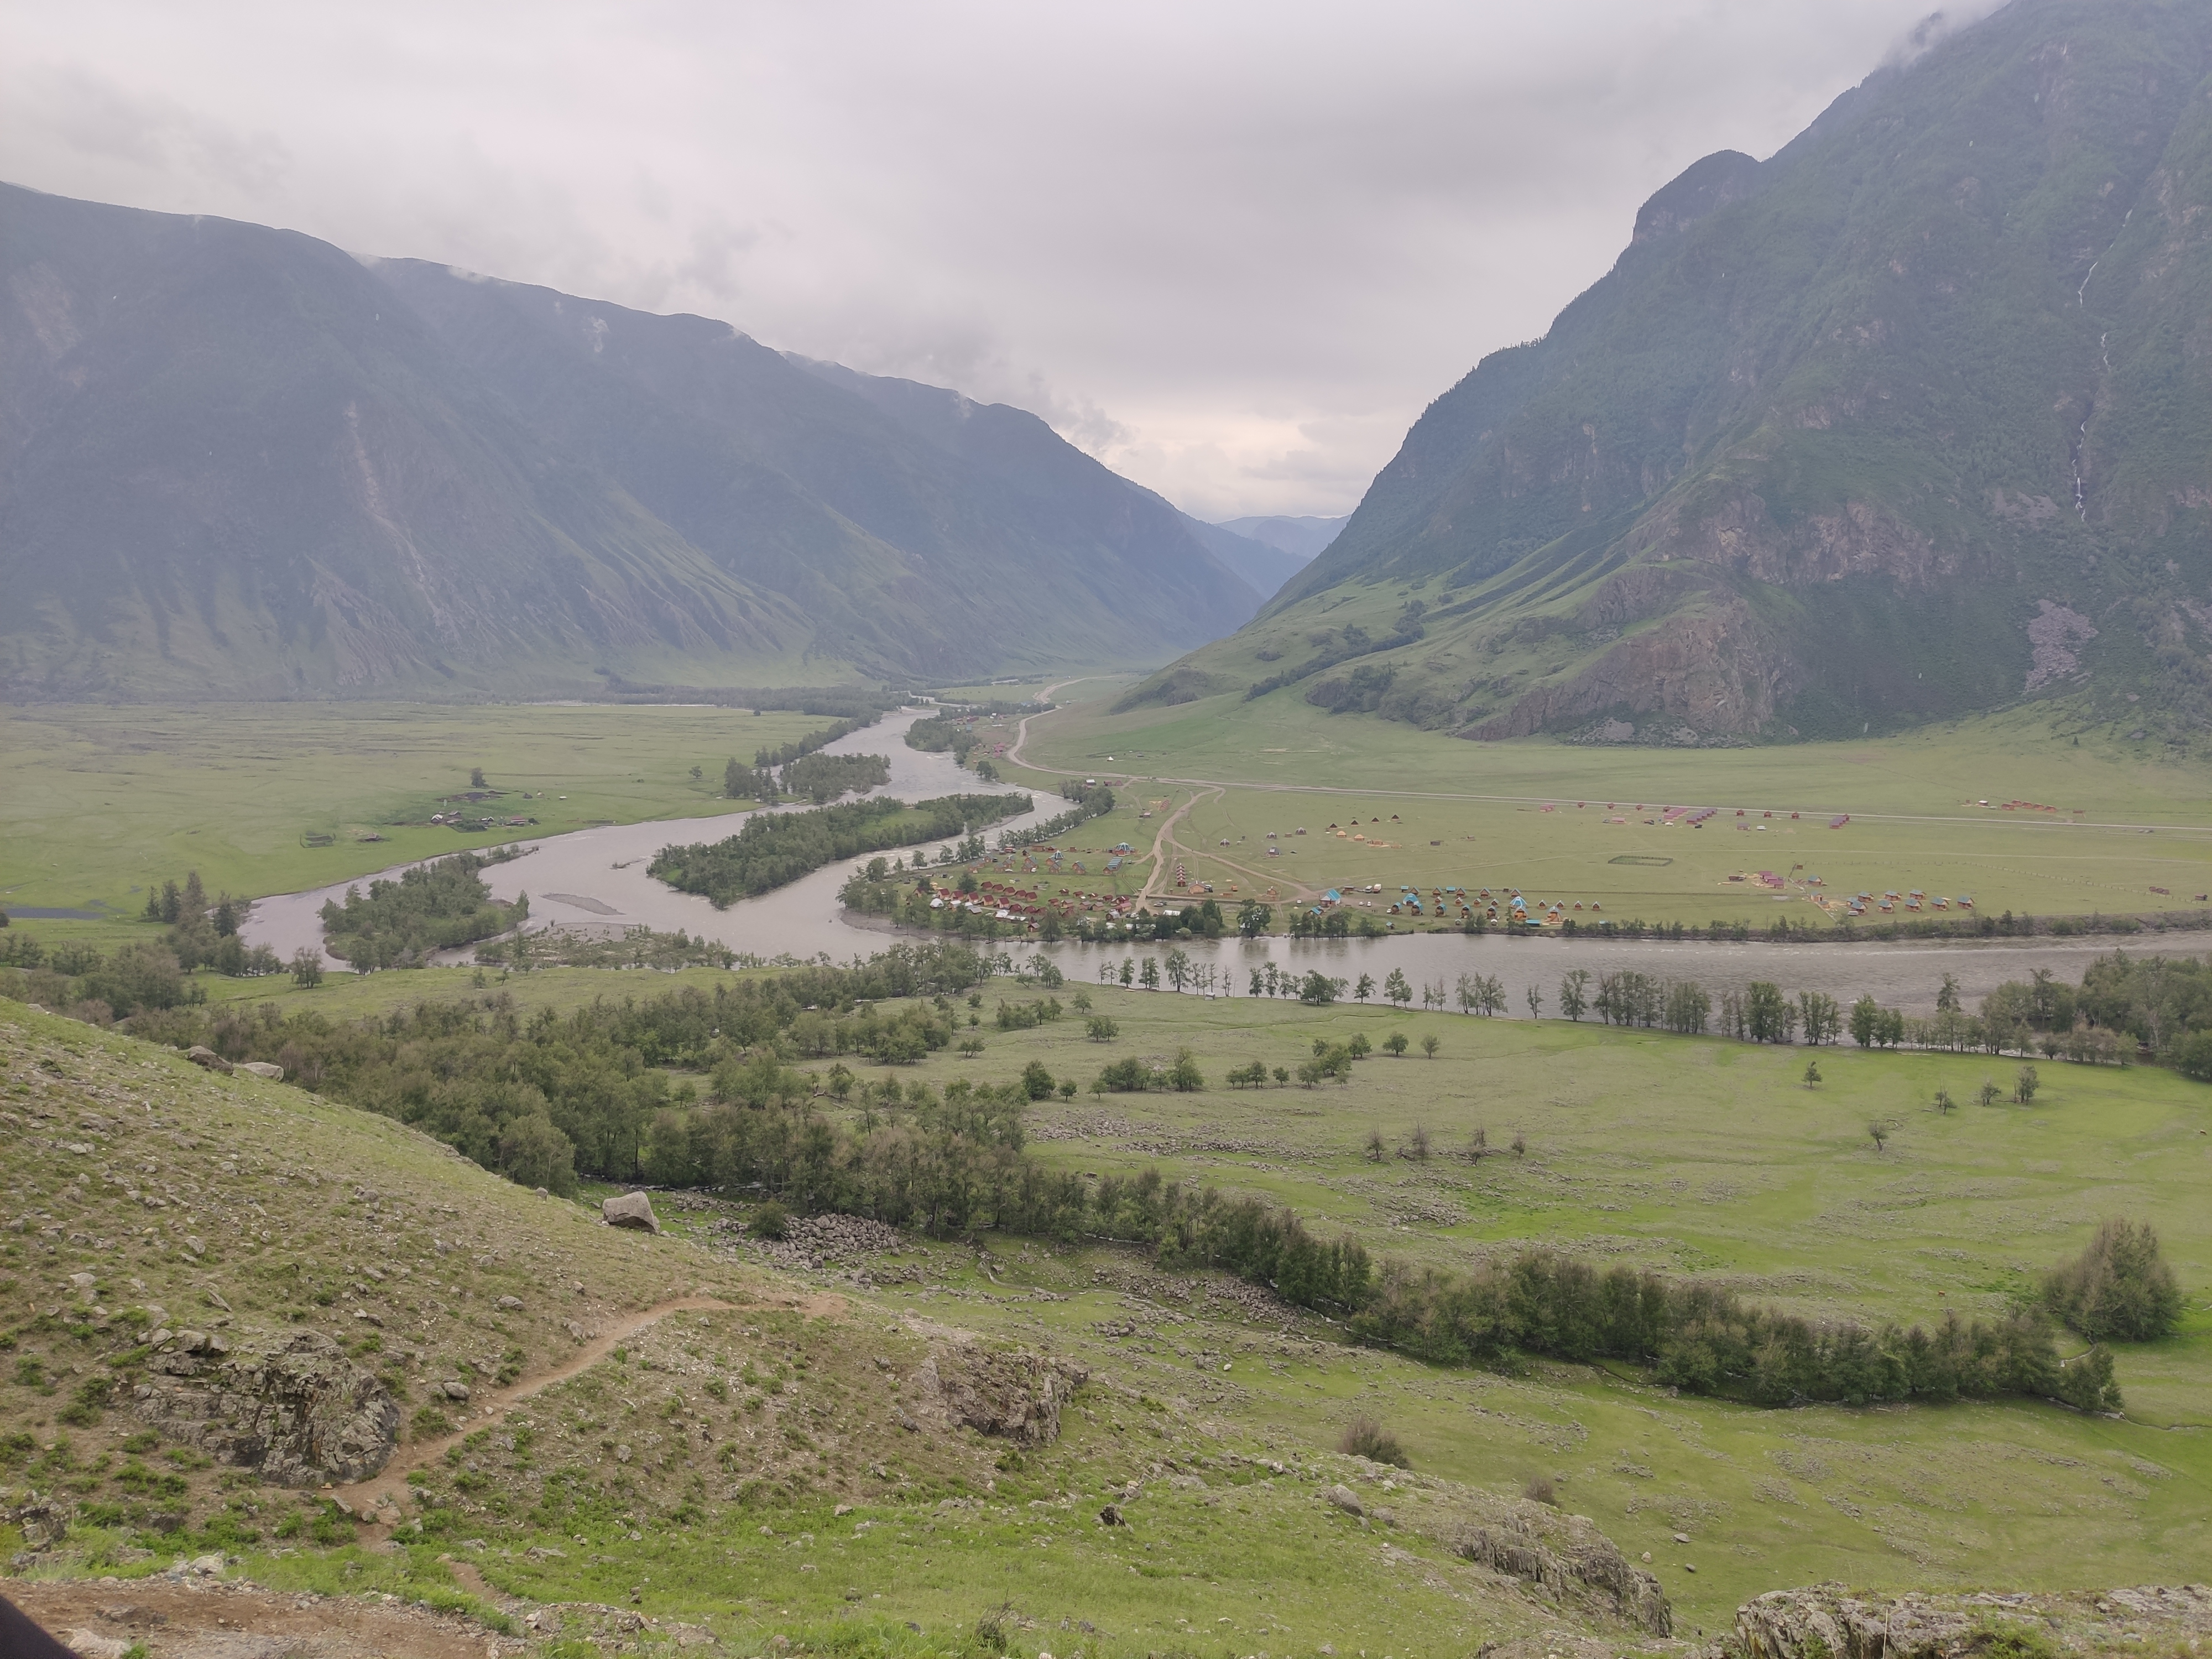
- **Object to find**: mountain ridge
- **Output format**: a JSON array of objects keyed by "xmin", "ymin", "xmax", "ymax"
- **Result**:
[
  {"xmin": 0, "ymin": 185, "xmax": 1262, "ymax": 698},
  {"xmin": 1135, "ymin": 0, "xmax": 2212, "ymax": 747}
]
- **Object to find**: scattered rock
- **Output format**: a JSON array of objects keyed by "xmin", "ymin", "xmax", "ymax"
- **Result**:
[
  {"xmin": 183, "ymin": 1046, "xmax": 233, "ymax": 1074},
  {"xmin": 237, "ymin": 1061, "xmax": 284, "ymax": 1082},
  {"xmin": 1323, "ymin": 1484, "xmax": 1365, "ymax": 1516},
  {"xmin": 68, "ymin": 1271, "xmax": 96, "ymax": 1297},
  {"xmin": 1098, "ymin": 1503, "xmax": 1125, "ymax": 1526},
  {"xmin": 1673, "ymin": 1531, "xmax": 1691, "ymax": 1543},
  {"xmin": 61, "ymin": 1631, "xmax": 132, "ymax": 1658},
  {"xmin": 439, "ymin": 1381, "xmax": 471, "ymax": 1401},
  {"xmin": 495, "ymin": 1295, "xmax": 524, "ymax": 1311},
  {"xmin": 133, "ymin": 1329, "xmax": 399, "ymax": 1485},
  {"xmin": 602, "ymin": 1192, "xmax": 660, "ymax": 1233}
]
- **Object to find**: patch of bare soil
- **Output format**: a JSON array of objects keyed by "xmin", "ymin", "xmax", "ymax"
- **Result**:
[{"xmin": 7, "ymin": 1577, "xmax": 513, "ymax": 1658}]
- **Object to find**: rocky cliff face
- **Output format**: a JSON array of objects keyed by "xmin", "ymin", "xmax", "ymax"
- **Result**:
[{"xmin": 1141, "ymin": 0, "xmax": 2212, "ymax": 747}]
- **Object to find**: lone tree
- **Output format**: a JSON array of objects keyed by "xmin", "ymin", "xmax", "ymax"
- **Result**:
[
  {"xmin": 1420, "ymin": 1034, "xmax": 1441, "ymax": 1059},
  {"xmin": 2043, "ymin": 1219, "xmax": 2184, "ymax": 1342},
  {"xmin": 289, "ymin": 947, "xmax": 324, "ymax": 989},
  {"xmin": 469, "ymin": 767, "xmax": 487, "ymax": 789},
  {"xmin": 1382, "ymin": 1031, "xmax": 1409, "ymax": 1057},
  {"xmin": 1868, "ymin": 1120, "xmax": 1890, "ymax": 1152},
  {"xmin": 1558, "ymin": 968, "xmax": 1591, "ymax": 1022},
  {"xmin": 1803, "ymin": 1058, "xmax": 1822, "ymax": 1088},
  {"xmin": 1977, "ymin": 1079, "xmax": 2003, "ymax": 1107},
  {"xmin": 1525, "ymin": 984, "xmax": 1545, "ymax": 1020},
  {"xmin": 1383, "ymin": 967, "xmax": 1413, "ymax": 1008},
  {"xmin": 1364, "ymin": 1128, "xmax": 1386, "ymax": 1163},
  {"xmin": 2015, "ymin": 1063, "xmax": 2041, "ymax": 1104},
  {"xmin": 1933, "ymin": 1087, "xmax": 1954, "ymax": 1114}
]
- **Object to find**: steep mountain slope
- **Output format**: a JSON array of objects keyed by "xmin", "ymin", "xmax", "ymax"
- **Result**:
[
  {"xmin": 0, "ymin": 184, "xmax": 808, "ymax": 699},
  {"xmin": 0, "ymin": 186, "xmax": 1261, "ymax": 698},
  {"xmin": 360, "ymin": 271, "xmax": 1263, "ymax": 681},
  {"xmin": 1133, "ymin": 0, "xmax": 2212, "ymax": 743}
]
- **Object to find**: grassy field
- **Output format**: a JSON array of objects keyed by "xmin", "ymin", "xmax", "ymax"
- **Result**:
[
  {"xmin": 0, "ymin": 702, "xmax": 830, "ymax": 938},
  {"xmin": 996, "ymin": 688, "xmax": 2212, "ymax": 928},
  {"xmin": 3, "ymin": 980, "xmax": 2207, "ymax": 1647},
  {"xmin": 786, "ymin": 980, "xmax": 2212, "ymax": 1625}
]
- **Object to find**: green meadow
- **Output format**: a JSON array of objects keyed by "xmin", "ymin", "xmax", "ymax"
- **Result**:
[
  {"xmin": 848, "ymin": 982, "xmax": 2209, "ymax": 1626},
  {"xmin": 0, "ymin": 702, "xmax": 823, "ymax": 935},
  {"xmin": 998, "ymin": 688, "xmax": 2212, "ymax": 927}
]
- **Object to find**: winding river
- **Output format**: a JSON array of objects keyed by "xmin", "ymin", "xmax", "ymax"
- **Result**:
[{"xmin": 242, "ymin": 709, "xmax": 2172, "ymax": 1018}]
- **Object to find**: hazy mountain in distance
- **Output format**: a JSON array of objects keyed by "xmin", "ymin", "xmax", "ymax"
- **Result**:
[
  {"xmin": 1216, "ymin": 515, "xmax": 1348, "ymax": 562},
  {"xmin": 1177, "ymin": 516, "xmax": 1313, "ymax": 602},
  {"xmin": 0, "ymin": 182, "xmax": 1264, "ymax": 698},
  {"xmin": 1121, "ymin": 0, "xmax": 2212, "ymax": 745}
]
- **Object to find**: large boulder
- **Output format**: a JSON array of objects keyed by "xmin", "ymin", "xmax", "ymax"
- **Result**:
[
  {"xmin": 237, "ymin": 1061, "xmax": 284, "ymax": 1081},
  {"xmin": 183, "ymin": 1046, "xmax": 232, "ymax": 1074},
  {"xmin": 603, "ymin": 1192, "xmax": 661, "ymax": 1233},
  {"xmin": 132, "ymin": 1329, "xmax": 399, "ymax": 1485}
]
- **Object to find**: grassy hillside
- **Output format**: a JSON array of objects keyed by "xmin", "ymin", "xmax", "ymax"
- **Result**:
[
  {"xmin": 0, "ymin": 1000, "xmax": 1686, "ymax": 1655},
  {"xmin": 1135, "ymin": 0, "xmax": 2212, "ymax": 747}
]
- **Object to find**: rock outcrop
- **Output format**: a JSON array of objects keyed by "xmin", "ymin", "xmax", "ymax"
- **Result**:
[
  {"xmin": 1450, "ymin": 1501, "xmax": 1671, "ymax": 1635},
  {"xmin": 132, "ymin": 1329, "xmax": 399, "ymax": 1485},
  {"xmin": 1736, "ymin": 1584, "xmax": 2212, "ymax": 1659},
  {"xmin": 905, "ymin": 1339, "xmax": 1087, "ymax": 1447}
]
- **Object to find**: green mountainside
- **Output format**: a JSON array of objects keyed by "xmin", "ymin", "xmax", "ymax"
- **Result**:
[
  {"xmin": 0, "ymin": 187, "xmax": 1262, "ymax": 699},
  {"xmin": 1130, "ymin": 0, "xmax": 2212, "ymax": 747}
]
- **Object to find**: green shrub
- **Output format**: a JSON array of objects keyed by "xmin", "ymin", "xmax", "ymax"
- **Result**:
[
  {"xmin": 2043, "ymin": 1219, "xmax": 2184, "ymax": 1342},
  {"xmin": 752, "ymin": 1201, "xmax": 790, "ymax": 1241},
  {"xmin": 1338, "ymin": 1414, "xmax": 1410, "ymax": 1468}
]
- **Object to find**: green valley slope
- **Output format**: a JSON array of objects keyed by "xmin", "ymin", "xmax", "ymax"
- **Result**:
[{"xmin": 1131, "ymin": 0, "xmax": 2212, "ymax": 749}]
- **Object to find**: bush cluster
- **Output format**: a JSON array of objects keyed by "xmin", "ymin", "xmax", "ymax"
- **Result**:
[
  {"xmin": 320, "ymin": 849, "xmax": 528, "ymax": 969},
  {"xmin": 654, "ymin": 793, "xmax": 1029, "ymax": 906}
]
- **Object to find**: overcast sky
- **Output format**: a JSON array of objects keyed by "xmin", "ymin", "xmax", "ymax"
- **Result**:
[{"xmin": 4, "ymin": 1, "xmax": 1978, "ymax": 520}]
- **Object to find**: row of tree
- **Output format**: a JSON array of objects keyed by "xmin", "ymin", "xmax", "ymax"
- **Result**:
[
  {"xmin": 102, "ymin": 941, "xmax": 2162, "ymax": 1412},
  {"xmin": 653, "ymin": 793, "xmax": 1030, "ymax": 906},
  {"xmin": 996, "ymin": 783, "xmax": 1117, "ymax": 851}
]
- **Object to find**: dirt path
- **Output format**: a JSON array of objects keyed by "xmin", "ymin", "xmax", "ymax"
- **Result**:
[
  {"xmin": 1006, "ymin": 676, "xmax": 1092, "ymax": 770},
  {"xmin": 1138, "ymin": 786, "xmax": 1219, "ymax": 900},
  {"xmin": 336, "ymin": 1292, "xmax": 846, "ymax": 1519}
]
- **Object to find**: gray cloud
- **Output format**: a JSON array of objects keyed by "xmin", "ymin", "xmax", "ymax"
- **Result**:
[{"xmin": 0, "ymin": 0, "xmax": 1985, "ymax": 518}]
